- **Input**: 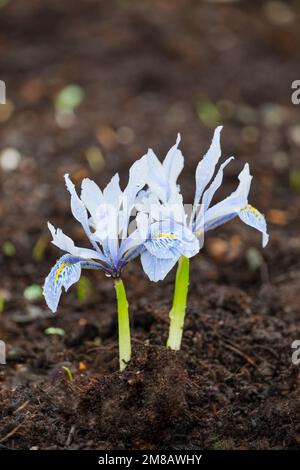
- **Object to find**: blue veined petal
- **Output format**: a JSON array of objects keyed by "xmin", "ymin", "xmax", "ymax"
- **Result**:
[
  {"xmin": 43, "ymin": 255, "xmax": 106, "ymax": 313},
  {"xmin": 203, "ymin": 212, "xmax": 237, "ymax": 233},
  {"xmin": 144, "ymin": 221, "xmax": 199, "ymax": 260},
  {"xmin": 43, "ymin": 254, "xmax": 82, "ymax": 313},
  {"xmin": 118, "ymin": 225, "xmax": 147, "ymax": 261},
  {"xmin": 145, "ymin": 232, "xmax": 182, "ymax": 259},
  {"xmin": 238, "ymin": 205, "xmax": 269, "ymax": 247},
  {"xmin": 181, "ymin": 230, "xmax": 200, "ymax": 258},
  {"xmin": 194, "ymin": 126, "xmax": 223, "ymax": 205},
  {"xmin": 141, "ymin": 250, "xmax": 178, "ymax": 282},
  {"xmin": 121, "ymin": 244, "xmax": 145, "ymax": 264},
  {"xmin": 144, "ymin": 220, "xmax": 183, "ymax": 259}
]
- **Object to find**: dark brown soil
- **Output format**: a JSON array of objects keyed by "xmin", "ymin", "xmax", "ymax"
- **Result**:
[{"xmin": 0, "ymin": 0, "xmax": 300, "ymax": 450}]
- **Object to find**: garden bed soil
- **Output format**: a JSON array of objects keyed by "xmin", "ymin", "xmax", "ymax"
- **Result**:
[{"xmin": 0, "ymin": 0, "xmax": 300, "ymax": 450}]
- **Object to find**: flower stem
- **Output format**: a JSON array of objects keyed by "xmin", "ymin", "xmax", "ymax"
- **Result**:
[
  {"xmin": 167, "ymin": 256, "xmax": 190, "ymax": 351},
  {"xmin": 114, "ymin": 278, "xmax": 131, "ymax": 371}
]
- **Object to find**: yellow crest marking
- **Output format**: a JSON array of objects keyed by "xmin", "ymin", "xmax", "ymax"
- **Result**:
[
  {"xmin": 152, "ymin": 232, "xmax": 178, "ymax": 240},
  {"xmin": 54, "ymin": 262, "xmax": 71, "ymax": 285},
  {"xmin": 194, "ymin": 228, "xmax": 204, "ymax": 237},
  {"xmin": 241, "ymin": 205, "xmax": 262, "ymax": 220}
]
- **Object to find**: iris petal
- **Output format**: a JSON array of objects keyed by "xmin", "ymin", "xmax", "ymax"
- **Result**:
[
  {"xmin": 43, "ymin": 254, "xmax": 82, "ymax": 313},
  {"xmin": 141, "ymin": 250, "xmax": 178, "ymax": 282},
  {"xmin": 238, "ymin": 205, "xmax": 269, "ymax": 247},
  {"xmin": 194, "ymin": 126, "xmax": 223, "ymax": 205}
]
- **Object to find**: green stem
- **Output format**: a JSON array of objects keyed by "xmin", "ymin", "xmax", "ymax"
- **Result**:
[
  {"xmin": 167, "ymin": 256, "xmax": 190, "ymax": 351},
  {"xmin": 114, "ymin": 278, "xmax": 131, "ymax": 371}
]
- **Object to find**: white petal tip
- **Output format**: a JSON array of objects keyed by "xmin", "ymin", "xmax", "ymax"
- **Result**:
[{"xmin": 262, "ymin": 233, "xmax": 269, "ymax": 248}]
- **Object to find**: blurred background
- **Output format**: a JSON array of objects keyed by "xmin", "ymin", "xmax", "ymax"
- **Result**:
[{"xmin": 0, "ymin": 0, "xmax": 300, "ymax": 326}]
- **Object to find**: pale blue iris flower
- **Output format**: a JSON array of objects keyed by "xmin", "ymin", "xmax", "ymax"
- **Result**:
[
  {"xmin": 135, "ymin": 135, "xmax": 200, "ymax": 281},
  {"xmin": 139, "ymin": 127, "xmax": 268, "ymax": 282},
  {"xmin": 190, "ymin": 126, "xmax": 269, "ymax": 247},
  {"xmin": 44, "ymin": 127, "xmax": 269, "ymax": 311},
  {"xmin": 43, "ymin": 156, "xmax": 147, "ymax": 313}
]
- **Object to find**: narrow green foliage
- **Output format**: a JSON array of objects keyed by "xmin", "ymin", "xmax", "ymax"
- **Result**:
[
  {"xmin": 289, "ymin": 168, "xmax": 300, "ymax": 194},
  {"xmin": 77, "ymin": 275, "xmax": 93, "ymax": 302},
  {"xmin": 62, "ymin": 366, "xmax": 74, "ymax": 382}
]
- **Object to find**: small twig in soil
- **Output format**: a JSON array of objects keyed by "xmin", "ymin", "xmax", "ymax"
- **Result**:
[
  {"xmin": 65, "ymin": 425, "xmax": 76, "ymax": 448},
  {"xmin": 223, "ymin": 342, "xmax": 257, "ymax": 369},
  {"xmin": 86, "ymin": 344, "xmax": 117, "ymax": 353},
  {"xmin": 13, "ymin": 400, "xmax": 30, "ymax": 415},
  {"xmin": 0, "ymin": 423, "xmax": 23, "ymax": 443}
]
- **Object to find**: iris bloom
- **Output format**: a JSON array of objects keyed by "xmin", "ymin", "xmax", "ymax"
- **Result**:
[
  {"xmin": 43, "ymin": 156, "xmax": 147, "ymax": 371},
  {"xmin": 139, "ymin": 127, "xmax": 269, "ymax": 350},
  {"xmin": 135, "ymin": 134, "xmax": 200, "ymax": 282}
]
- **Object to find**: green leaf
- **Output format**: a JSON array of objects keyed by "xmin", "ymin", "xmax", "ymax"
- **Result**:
[
  {"xmin": 246, "ymin": 247, "xmax": 263, "ymax": 272},
  {"xmin": 0, "ymin": 296, "xmax": 4, "ymax": 314},
  {"xmin": 196, "ymin": 98, "xmax": 221, "ymax": 128},
  {"xmin": 0, "ymin": 0, "xmax": 10, "ymax": 8},
  {"xmin": 32, "ymin": 235, "xmax": 49, "ymax": 261},
  {"xmin": 85, "ymin": 146, "xmax": 105, "ymax": 172},
  {"xmin": 62, "ymin": 366, "xmax": 74, "ymax": 381},
  {"xmin": 77, "ymin": 276, "xmax": 93, "ymax": 302},
  {"xmin": 289, "ymin": 168, "xmax": 300, "ymax": 194},
  {"xmin": 23, "ymin": 284, "xmax": 43, "ymax": 301},
  {"xmin": 55, "ymin": 84, "xmax": 85, "ymax": 113},
  {"xmin": 44, "ymin": 327, "xmax": 65, "ymax": 337},
  {"xmin": 2, "ymin": 241, "xmax": 16, "ymax": 257}
]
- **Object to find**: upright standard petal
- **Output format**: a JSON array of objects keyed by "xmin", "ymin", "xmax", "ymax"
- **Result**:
[
  {"xmin": 194, "ymin": 126, "xmax": 223, "ymax": 205},
  {"xmin": 238, "ymin": 205, "xmax": 269, "ymax": 247},
  {"xmin": 65, "ymin": 174, "xmax": 90, "ymax": 232},
  {"xmin": 65, "ymin": 174, "xmax": 102, "ymax": 254},
  {"xmin": 43, "ymin": 254, "xmax": 82, "ymax": 313},
  {"xmin": 146, "ymin": 148, "xmax": 168, "ymax": 203},
  {"xmin": 103, "ymin": 173, "xmax": 122, "ymax": 209},
  {"xmin": 162, "ymin": 133, "xmax": 184, "ymax": 193},
  {"xmin": 80, "ymin": 178, "xmax": 103, "ymax": 221},
  {"xmin": 122, "ymin": 154, "xmax": 148, "ymax": 236},
  {"xmin": 102, "ymin": 173, "xmax": 122, "ymax": 260}
]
